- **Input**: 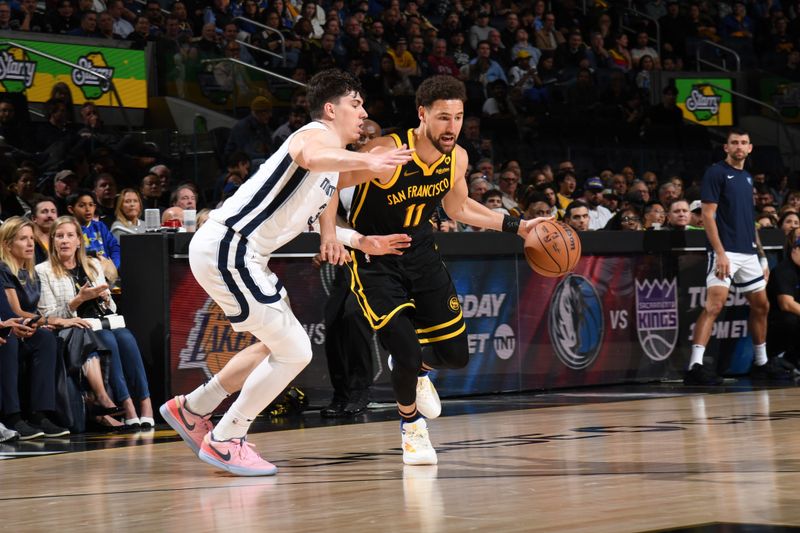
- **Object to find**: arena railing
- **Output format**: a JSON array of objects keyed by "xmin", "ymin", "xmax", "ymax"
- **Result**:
[
  {"xmin": 696, "ymin": 40, "xmax": 742, "ymax": 73},
  {"xmin": 233, "ymin": 16, "xmax": 286, "ymax": 67}
]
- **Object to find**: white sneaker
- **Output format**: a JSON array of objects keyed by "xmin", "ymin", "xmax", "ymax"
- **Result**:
[
  {"xmin": 388, "ymin": 356, "xmax": 442, "ymax": 419},
  {"xmin": 401, "ymin": 418, "xmax": 438, "ymax": 465},
  {"xmin": 415, "ymin": 374, "xmax": 441, "ymax": 419},
  {"xmin": 0, "ymin": 422, "xmax": 19, "ymax": 443}
]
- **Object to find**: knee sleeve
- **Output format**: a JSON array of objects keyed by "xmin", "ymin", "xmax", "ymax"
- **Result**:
[
  {"xmin": 378, "ymin": 313, "xmax": 422, "ymax": 406},
  {"xmin": 256, "ymin": 319, "xmax": 313, "ymax": 368},
  {"xmin": 426, "ymin": 334, "xmax": 469, "ymax": 370}
]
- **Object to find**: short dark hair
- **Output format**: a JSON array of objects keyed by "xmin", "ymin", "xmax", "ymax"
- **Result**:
[
  {"xmin": 31, "ymin": 196, "xmax": 56, "ymax": 217},
  {"xmin": 564, "ymin": 200, "xmax": 588, "ymax": 219},
  {"xmin": 66, "ymin": 190, "xmax": 98, "ymax": 208},
  {"xmin": 307, "ymin": 69, "xmax": 362, "ymax": 120},
  {"xmin": 726, "ymin": 127, "xmax": 750, "ymax": 141},
  {"xmin": 415, "ymin": 75, "xmax": 466, "ymax": 108},
  {"xmin": 226, "ymin": 151, "xmax": 250, "ymax": 168},
  {"xmin": 482, "ymin": 189, "xmax": 502, "ymax": 203}
]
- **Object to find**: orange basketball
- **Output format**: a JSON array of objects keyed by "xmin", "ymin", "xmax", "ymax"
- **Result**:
[{"xmin": 524, "ymin": 220, "xmax": 581, "ymax": 277}]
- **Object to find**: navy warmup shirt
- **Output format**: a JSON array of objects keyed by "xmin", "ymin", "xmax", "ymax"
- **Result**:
[{"xmin": 700, "ymin": 160, "xmax": 756, "ymax": 254}]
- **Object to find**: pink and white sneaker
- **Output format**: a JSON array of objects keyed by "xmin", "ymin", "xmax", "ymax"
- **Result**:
[
  {"xmin": 198, "ymin": 433, "xmax": 278, "ymax": 476},
  {"xmin": 160, "ymin": 395, "xmax": 214, "ymax": 455}
]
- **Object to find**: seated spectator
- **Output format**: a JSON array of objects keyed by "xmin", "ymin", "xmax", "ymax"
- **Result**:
[
  {"xmin": 0, "ymin": 218, "xmax": 71, "ymax": 438},
  {"xmin": 68, "ymin": 10, "xmax": 100, "ymax": 37},
  {"xmin": 31, "ymin": 197, "xmax": 58, "ymax": 264},
  {"xmin": 47, "ymin": 169, "xmax": 78, "ymax": 216},
  {"xmin": 462, "ymin": 40, "xmax": 508, "ymax": 89},
  {"xmin": 48, "ymin": 0, "xmax": 79, "ymax": 34},
  {"xmin": 10, "ymin": 167, "xmax": 41, "ymax": 218},
  {"xmin": 66, "ymin": 191, "xmax": 121, "ymax": 272},
  {"xmin": 585, "ymin": 31, "xmax": 610, "ymax": 69},
  {"xmin": 582, "ymin": 177, "xmax": 612, "ymax": 230},
  {"xmin": 555, "ymin": 170, "xmax": 577, "ymax": 214},
  {"xmin": 766, "ymin": 231, "xmax": 800, "ymax": 365},
  {"xmin": 110, "ymin": 188, "xmax": 144, "ymax": 241},
  {"xmin": 780, "ymin": 190, "xmax": 800, "ymax": 213},
  {"xmin": 604, "ymin": 205, "xmax": 643, "ymax": 231},
  {"xmin": 428, "ymin": 38, "xmax": 460, "ymax": 77},
  {"xmin": 37, "ymin": 216, "xmax": 153, "ymax": 428},
  {"xmin": 534, "ymin": 12, "xmax": 563, "ymax": 51},
  {"xmin": 170, "ymin": 183, "xmax": 198, "ymax": 211},
  {"xmin": 630, "ymin": 31, "xmax": 660, "ymax": 69},
  {"xmin": 0, "ymin": 98, "xmax": 32, "ymax": 154},
  {"xmin": 658, "ymin": 181, "xmax": 680, "ymax": 206},
  {"xmin": 779, "ymin": 211, "xmax": 800, "ymax": 235},
  {"xmin": 17, "ymin": 0, "xmax": 47, "ymax": 33},
  {"xmin": 139, "ymin": 172, "xmax": 166, "ymax": 212},
  {"xmin": 482, "ymin": 190, "xmax": 505, "ymax": 211},
  {"xmin": 628, "ymin": 179, "xmax": 651, "ymax": 204},
  {"xmin": 608, "ymin": 32, "xmax": 632, "ymax": 71},
  {"xmin": 643, "ymin": 201, "xmax": 666, "ymax": 230},
  {"xmin": 38, "ymin": 99, "xmax": 80, "ymax": 155},
  {"xmin": 757, "ymin": 212, "xmax": 778, "ymax": 229},
  {"xmin": 468, "ymin": 176, "xmax": 490, "ymax": 203},
  {"xmin": 272, "ymin": 106, "xmax": 310, "ymax": 147},
  {"xmin": 224, "ymin": 96, "xmax": 274, "ymax": 162},
  {"xmin": 93, "ymin": 173, "xmax": 118, "ymax": 225},
  {"xmin": 497, "ymin": 168, "xmax": 520, "ymax": 216},
  {"xmin": 564, "ymin": 200, "xmax": 590, "ymax": 231},
  {"xmin": 665, "ymin": 199, "xmax": 691, "ymax": 230},
  {"xmin": 523, "ymin": 191, "xmax": 552, "ymax": 220},
  {"xmin": 161, "ymin": 206, "xmax": 186, "ymax": 230},
  {"xmin": 688, "ymin": 200, "xmax": 704, "ymax": 229},
  {"xmin": 213, "ymin": 151, "xmax": 250, "ymax": 205}
]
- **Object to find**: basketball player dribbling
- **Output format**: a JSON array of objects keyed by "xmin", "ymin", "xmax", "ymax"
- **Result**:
[
  {"xmin": 341, "ymin": 75, "xmax": 551, "ymax": 465},
  {"xmin": 160, "ymin": 70, "xmax": 415, "ymax": 476}
]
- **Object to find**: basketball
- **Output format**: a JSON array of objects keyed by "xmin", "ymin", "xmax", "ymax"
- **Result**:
[{"xmin": 524, "ymin": 220, "xmax": 581, "ymax": 277}]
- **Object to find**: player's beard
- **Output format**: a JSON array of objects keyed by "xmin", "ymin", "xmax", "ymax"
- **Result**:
[{"xmin": 426, "ymin": 127, "xmax": 456, "ymax": 154}]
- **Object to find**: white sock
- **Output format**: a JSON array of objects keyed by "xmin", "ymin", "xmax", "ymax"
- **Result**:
[
  {"xmin": 753, "ymin": 343, "xmax": 768, "ymax": 366},
  {"xmin": 213, "ymin": 348, "xmax": 308, "ymax": 440},
  {"xmin": 689, "ymin": 345, "xmax": 706, "ymax": 369},
  {"xmin": 213, "ymin": 407, "xmax": 253, "ymax": 441},
  {"xmin": 184, "ymin": 376, "xmax": 230, "ymax": 416}
]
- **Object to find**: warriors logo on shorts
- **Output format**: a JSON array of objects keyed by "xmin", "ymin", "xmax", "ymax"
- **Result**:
[{"xmin": 448, "ymin": 296, "xmax": 460, "ymax": 313}]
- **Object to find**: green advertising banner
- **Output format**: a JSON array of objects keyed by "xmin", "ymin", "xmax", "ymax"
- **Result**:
[
  {"xmin": 0, "ymin": 38, "xmax": 147, "ymax": 108},
  {"xmin": 675, "ymin": 78, "xmax": 733, "ymax": 126}
]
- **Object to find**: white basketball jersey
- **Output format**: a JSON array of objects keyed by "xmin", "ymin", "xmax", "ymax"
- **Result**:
[{"xmin": 210, "ymin": 122, "xmax": 339, "ymax": 256}]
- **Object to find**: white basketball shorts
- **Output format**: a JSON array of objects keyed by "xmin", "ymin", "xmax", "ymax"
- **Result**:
[
  {"xmin": 188, "ymin": 219, "xmax": 292, "ymax": 335},
  {"xmin": 705, "ymin": 251, "xmax": 766, "ymax": 292}
]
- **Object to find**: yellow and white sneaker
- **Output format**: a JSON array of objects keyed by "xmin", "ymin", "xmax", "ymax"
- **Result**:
[{"xmin": 401, "ymin": 418, "xmax": 438, "ymax": 465}]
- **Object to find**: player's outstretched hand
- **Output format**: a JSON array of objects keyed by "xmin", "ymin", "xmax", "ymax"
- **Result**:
[
  {"xmin": 517, "ymin": 216, "xmax": 554, "ymax": 240},
  {"xmin": 366, "ymin": 144, "xmax": 414, "ymax": 173},
  {"xmin": 356, "ymin": 233, "xmax": 412, "ymax": 256},
  {"xmin": 320, "ymin": 240, "xmax": 351, "ymax": 266}
]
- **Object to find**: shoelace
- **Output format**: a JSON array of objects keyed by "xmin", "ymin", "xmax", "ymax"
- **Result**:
[
  {"xmin": 236, "ymin": 439, "xmax": 262, "ymax": 460},
  {"xmin": 200, "ymin": 415, "xmax": 213, "ymax": 432},
  {"xmin": 404, "ymin": 426, "xmax": 431, "ymax": 449}
]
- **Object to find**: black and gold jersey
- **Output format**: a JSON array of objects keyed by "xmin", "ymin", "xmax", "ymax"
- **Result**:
[{"xmin": 348, "ymin": 128, "xmax": 456, "ymax": 244}]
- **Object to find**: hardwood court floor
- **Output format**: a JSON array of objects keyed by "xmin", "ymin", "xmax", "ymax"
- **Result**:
[{"xmin": 4, "ymin": 386, "xmax": 800, "ymax": 532}]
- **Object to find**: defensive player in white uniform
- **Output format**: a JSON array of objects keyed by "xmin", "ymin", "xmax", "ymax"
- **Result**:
[{"xmin": 160, "ymin": 70, "xmax": 414, "ymax": 476}]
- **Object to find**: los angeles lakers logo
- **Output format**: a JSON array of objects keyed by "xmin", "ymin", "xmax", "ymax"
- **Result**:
[
  {"xmin": 178, "ymin": 298, "xmax": 257, "ymax": 378},
  {"xmin": 448, "ymin": 295, "xmax": 460, "ymax": 313}
]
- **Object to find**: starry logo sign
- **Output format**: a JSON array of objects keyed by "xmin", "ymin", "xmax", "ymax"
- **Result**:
[
  {"xmin": 684, "ymin": 85, "xmax": 721, "ymax": 122},
  {"xmin": 0, "ymin": 47, "xmax": 37, "ymax": 92},
  {"xmin": 71, "ymin": 53, "xmax": 115, "ymax": 99}
]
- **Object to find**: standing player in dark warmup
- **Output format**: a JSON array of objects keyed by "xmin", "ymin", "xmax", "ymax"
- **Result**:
[
  {"xmin": 338, "ymin": 76, "xmax": 549, "ymax": 464},
  {"xmin": 687, "ymin": 129, "xmax": 777, "ymax": 385}
]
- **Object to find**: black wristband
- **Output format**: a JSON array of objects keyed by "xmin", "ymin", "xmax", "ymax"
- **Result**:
[{"xmin": 502, "ymin": 214, "xmax": 521, "ymax": 234}]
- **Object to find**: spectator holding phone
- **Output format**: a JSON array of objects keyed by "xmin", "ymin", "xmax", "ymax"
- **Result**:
[
  {"xmin": 37, "ymin": 216, "xmax": 153, "ymax": 428},
  {"xmin": 0, "ymin": 217, "xmax": 70, "ymax": 438}
]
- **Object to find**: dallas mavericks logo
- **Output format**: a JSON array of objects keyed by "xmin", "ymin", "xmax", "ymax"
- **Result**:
[
  {"xmin": 635, "ymin": 278, "xmax": 678, "ymax": 361},
  {"xmin": 548, "ymin": 275, "xmax": 604, "ymax": 370},
  {"xmin": 178, "ymin": 298, "xmax": 257, "ymax": 378}
]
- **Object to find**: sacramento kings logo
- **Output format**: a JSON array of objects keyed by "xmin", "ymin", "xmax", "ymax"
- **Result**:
[
  {"xmin": 548, "ymin": 275, "xmax": 604, "ymax": 370},
  {"xmin": 635, "ymin": 278, "xmax": 679, "ymax": 361}
]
